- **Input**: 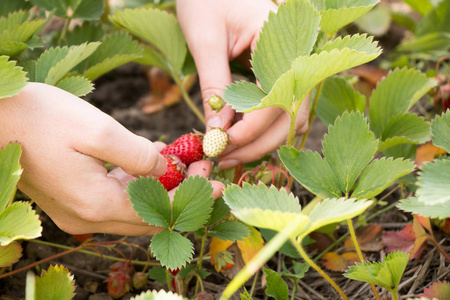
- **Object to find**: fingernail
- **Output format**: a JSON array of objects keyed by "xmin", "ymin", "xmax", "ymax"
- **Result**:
[
  {"xmin": 155, "ymin": 153, "xmax": 167, "ymax": 177},
  {"xmin": 207, "ymin": 116, "xmax": 222, "ymax": 130},
  {"xmin": 218, "ymin": 159, "xmax": 240, "ymax": 170}
]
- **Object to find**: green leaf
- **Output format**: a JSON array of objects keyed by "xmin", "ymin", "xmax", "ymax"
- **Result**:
[
  {"xmin": 35, "ymin": 42, "xmax": 100, "ymax": 85},
  {"xmin": 396, "ymin": 32, "xmax": 450, "ymax": 54},
  {"xmin": 131, "ymin": 290, "xmax": 185, "ymax": 300},
  {"xmin": 293, "ymin": 35, "xmax": 381, "ymax": 101},
  {"xmin": 222, "ymin": 80, "xmax": 266, "ymax": 113},
  {"xmin": 369, "ymin": 68, "xmax": 438, "ymax": 137},
  {"xmin": 240, "ymin": 289, "xmax": 253, "ymax": 300},
  {"xmin": 311, "ymin": 0, "xmax": 379, "ymax": 35},
  {"xmin": 256, "ymin": 70, "xmax": 297, "ymax": 113},
  {"xmin": 224, "ymin": 182, "xmax": 301, "ymax": 213},
  {"xmin": 83, "ymin": 32, "xmax": 143, "ymax": 80},
  {"xmin": 148, "ymin": 267, "xmax": 166, "ymax": 284},
  {"xmin": 207, "ymin": 197, "xmax": 230, "ymax": 226},
  {"xmin": 0, "ymin": 0, "xmax": 31, "ymax": 17},
  {"xmin": 322, "ymin": 111, "xmax": 378, "ymax": 194},
  {"xmin": 315, "ymin": 76, "xmax": 366, "ymax": 126},
  {"xmin": 62, "ymin": 22, "xmax": 105, "ymax": 46},
  {"xmin": 300, "ymin": 198, "xmax": 372, "ymax": 239},
  {"xmin": 431, "ymin": 110, "xmax": 450, "ymax": 153},
  {"xmin": 263, "ymin": 268, "xmax": 289, "ymax": 300},
  {"xmin": 29, "ymin": 0, "xmax": 103, "ymax": 20},
  {"xmin": 403, "ymin": 0, "xmax": 433, "ymax": 15},
  {"xmin": 252, "ymin": 0, "xmax": 320, "ymax": 93},
  {"xmin": 208, "ymin": 221, "xmax": 249, "ymax": 242},
  {"xmin": 71, "ymin": 0, "xmax": 103, "ymax": 20},
  {"xmin": 0, "ymin": 56, "xmax": 27, "ymax": 99},
  {"xmin": 0, "ymin": 11, "xmax": 46, "ymax": 56},
  {"xmin": 0, "ymin": 143, "xmax": 22, "ymax": 211},
  {"xmin": 278, "ymin": 147, "xmax": 342, "ymax": 199},
  {"xmin": 415, "ymin": 0, "xmax": 450, "ymax": 37},
  {"xmin": 416, "ymin": 158, "xmax": 450, "ymax": 206},
  {"xmin": 172, "ymin": 176, "xmax": 214, "ymax": 232},
  {"xmin": 135, "ymin": 43, "xmax": 170, "ymax": 72},
  {"xmin": 344, "ymin": 251, "xmax": 409, "ymax": 293},
  {"xmin": 127, "ymin": 177, "xmax": 171, "ymax": 229},
  {"xmin": 352, "ymin": 157, "xmax": 415, "ymax": 199},
  {"xmin": 354, "ymin": 5, "xmax": 391, "ymax": 37},
  {"xmin": 35, "ymin": 265, "xmax": 75, "ymax": 300},
  {"xmin": 150, "ymin": 230, "xmax": 193, "ymax": 270},
  {"xmin": 110, "ymin": 7, "xmax": 186, "ymax": 72},
  {"xmin": 0, "ymin": 242, "xmax": 22, "ymax": 267},
  {"xmin": 378, "ymin": 113, "xmax": 431, "ymax": 152},
  {"xmin": 55, "ymin": 76, "xmax": 93, "ymax": 96},
  {"xmin": 223, "ymin": 183, "xmax": 309, "ymax": 234},
  {"xmin": 398, "ymin": 197, "xmax": 450, "ymax": 219},
  {"xmin": 0, "ymin": 202, "xmax": 42, "ymax": 246}
]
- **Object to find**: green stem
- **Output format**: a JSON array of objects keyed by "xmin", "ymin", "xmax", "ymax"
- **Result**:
[
  {"xmin": 58, "ymin": 18, "xmax": 71, "ymax": 44},
  {"xmin": 286, "ymin": 109, "xmax": 297, "ymax": 147},
  {"xmin": 29, "ymin": 239, "xmax": 159, "ymax": 267},
  {"xmin": 347, "ymin": 219, "xmax": 381, "ymax": 300},
  {"xmin": 0, "ymin": 244, "xmax": 84, "ymax": 280},
  {"xmin": 249, "ymin": 270, "xmax": 259, "ymax": 297},
  {"xmin": 221, "ymin": 216, "xmax": 306, "ymax": 299},
  {"xmin": 298, "ymin": 81, "xmax": 324, "ymax": 151},
  {"xmin": 166, "ymin": 269, "xmax": 173, "ymax": 292},
  {"xmin": 293, "ymin": 239, "xmax": 349, "ymax": 300},
  {"xmin": 194, "ymin": 230, "xmax": 207, "ymax": 295},
  {"xmin": 173, "ymin": 73, "xmax": 205, "ymax": 125},
  {"xmin": 391, "ymin": 287, "xmax": 398, "ymax": 300},
  {"xmin": 314, "ymin": 197, "xmax": 400, "ymax": 262}
]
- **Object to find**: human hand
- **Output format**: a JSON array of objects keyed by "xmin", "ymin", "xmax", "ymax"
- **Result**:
[
  {"xmin": 176, "ymin": 0, "xmax": 309, "ymax": 169},
  {"xmin": 0, "ymin": 83, "xmax": 221, "ymax": 235}
]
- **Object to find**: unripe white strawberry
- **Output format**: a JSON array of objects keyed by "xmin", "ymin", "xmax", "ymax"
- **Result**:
[{"xmin": 203, "ymin": 128, "xmax": 229, "ymax": 157}]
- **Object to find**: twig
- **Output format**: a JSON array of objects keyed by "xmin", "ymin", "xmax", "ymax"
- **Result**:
[{"xmin": 298, "ymin": 280, "xmax": 327, "ymax": 300}]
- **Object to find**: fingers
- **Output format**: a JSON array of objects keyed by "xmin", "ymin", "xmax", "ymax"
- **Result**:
[
  {"xmin": 218, "ymin": 101, "xmax": 309, "ymax": 170},
  {"xmin": 225, "ymin": 106, "xmax": 284, "ymax": 150},
  {"xmin": 75, "ymin": 114, "xmax": 166, "ymax": 178}
]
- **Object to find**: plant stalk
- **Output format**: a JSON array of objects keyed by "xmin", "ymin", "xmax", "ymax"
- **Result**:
[
  {"xmin": 0, "ymin": 244, "xmax": 84, "ymax": 280},
  {"xmin": 28, "ymin": 239, "xmax": 159, "ymax": 267},
  {"xmin": 220, "ymin": 216, "xmax": 306, "ymax": 299},
  {"xmin": 293, "ymin": 239, "xmax": 349, "ymax": 300},
  {"xmin": 194, "ymin": 230, "xmax": 208, "ymax": 295},
  {"xmin": 347, "ymin": 219, "xmax": 381, "ymax": 300},
  {"xmin": 173, "ymin": 73, "xmax": 206, "ymax": 125},
  {"xmin": 298, "ymin": 81, "xmax": 324, "ymax": 151}
]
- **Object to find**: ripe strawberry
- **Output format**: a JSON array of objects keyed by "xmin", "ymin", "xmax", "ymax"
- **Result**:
[
  {"xmin": 203, "ymin": 128, "xmax": 229, "ymax": 157},
  {"xmin": 161, "ymin": 133, "xmax": 204, "ymax": 165},
  {"xmin": 157, "ymin": 155, "xmax": 186, "ymax": 190}
]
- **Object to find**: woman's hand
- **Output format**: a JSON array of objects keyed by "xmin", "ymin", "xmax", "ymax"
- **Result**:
[
  {"xmin": 0, "ymin": 83, "xmax": 223, "ymax": 235},
  {"xmin": 177, "ymin": 0, "xmax": 309, "ymax": 169}
]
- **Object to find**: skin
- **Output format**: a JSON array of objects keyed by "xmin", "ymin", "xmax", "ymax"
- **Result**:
[
  {"xmin": 0, "ymin": 83, "xmax": 224, "ymax": 235},
  {"xmin": 1, "ymin": 1, "xmax": 308, "ymax": 236},
  {"xmin": 177, "ymin": 0, "xmax": 309, "ymax": 170}
]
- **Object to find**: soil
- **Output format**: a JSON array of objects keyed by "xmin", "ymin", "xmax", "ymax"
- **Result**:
[{"xmin": 1, "ymin": 17, "xmax": 449, "ymax": 300}]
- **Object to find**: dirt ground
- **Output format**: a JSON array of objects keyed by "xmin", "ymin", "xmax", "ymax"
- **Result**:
[{"xmin": 1, "ymin": 20, "xmax": 449, "ymax": 299}]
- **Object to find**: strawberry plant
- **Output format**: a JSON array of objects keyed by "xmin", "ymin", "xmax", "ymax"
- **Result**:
[{"xmin": 1, "ymin": 0, "xmax": 450, "ymax": 299}]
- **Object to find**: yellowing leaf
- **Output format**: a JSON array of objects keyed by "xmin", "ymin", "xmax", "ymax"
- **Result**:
[
  {"xmin": 321, "ymin": 252, "xmax": 360, "ymax": 272},
  {"xmin": 237, "ymin": 227, "xmax": 264, "ymax": 264},
  {"xmin": 209, "ymin": 237, "xmax": 233, "ymax": 268},
  {"xmin": 0, "ymin": 243, "xmax": 22, "ymax": 267},
  {"xmin": 415, "ymin": 143, "xmax": 447, "ymax": 167}
]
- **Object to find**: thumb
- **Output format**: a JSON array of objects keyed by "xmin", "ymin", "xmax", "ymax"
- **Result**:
[
  {"xmin": 191, "ymin": 40, "xmax": 235, "ymax": 131},
  {"xmin": 76, "ymin": 116, "xmax": 166, "ymax": 177}
]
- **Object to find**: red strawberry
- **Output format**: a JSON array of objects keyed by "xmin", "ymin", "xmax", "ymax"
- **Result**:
[
  {"xmin": 161, "ymin": 133, "xmax": 204, "ymax": 165},
  {"xmin": 157, "ymin": 155, "xmax": 186, "ymax": 190},
  {"xmin": 106, "ymin": 261, "xmax": 134, "ymax": 299}
]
